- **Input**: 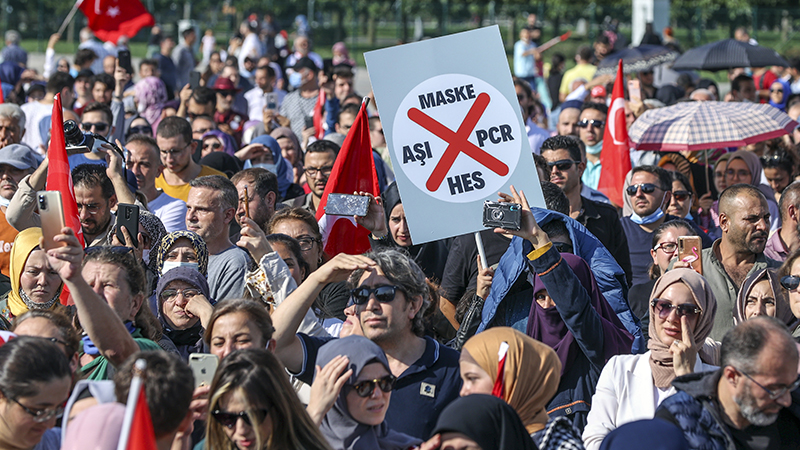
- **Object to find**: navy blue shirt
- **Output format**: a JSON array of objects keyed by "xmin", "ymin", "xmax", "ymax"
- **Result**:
[{"xmin": 295, "ymin": 333, "xmax": 462, "ymax": 439}]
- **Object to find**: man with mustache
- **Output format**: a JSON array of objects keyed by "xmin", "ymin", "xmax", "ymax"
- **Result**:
[
  {"xmin": 0, "ymin": 144, "xmax": 38, "ymax": 276},
  {"xmin": 702, "ymin": 184, "xmax": 781, "ymax": 340}
]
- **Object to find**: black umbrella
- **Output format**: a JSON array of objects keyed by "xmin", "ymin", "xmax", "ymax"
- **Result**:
[
  {"xmin": 594, "ymin": 45, "xmax": 680, "ymax": 77},
  {"xmin": 671, "ymin": 39, "xmax": 788, "ymax": 71}
]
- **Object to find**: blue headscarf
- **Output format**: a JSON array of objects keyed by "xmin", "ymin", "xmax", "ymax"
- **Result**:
[
  {"xmin": 251, "ymin": 135, "xmax": 294, "ymax": 199},
  {"xmin": 768, "ymin": 78, "xmax": 791, "ymax": 112}
]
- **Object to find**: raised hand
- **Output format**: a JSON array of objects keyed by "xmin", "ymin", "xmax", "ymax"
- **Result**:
[
  {"xmin": 42, "ymin": 227, "xmax": 84, "ymax": 282},
  {"xmin": 494, "ymin": 185, "xmax": 550, "ymax": 249},
  {"xmin": 670, "ymin": 315, "xmax": 698, "ymax": 377},
  {"xmin": 307, "ymin": 355, "xmax": 352, "ymax": 425},
  {"xmin": 353, "ymin": 191, "xmax": 387, "ymax": 237},
  {"xmin": 236, "ymin": 216, "xmax": 272, "ymax": 262}
]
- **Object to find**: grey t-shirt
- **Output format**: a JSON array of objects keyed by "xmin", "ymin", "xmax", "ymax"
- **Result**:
[{"xmin": 208, "ymin": 245, "xmax": 251, "ymax": 301}]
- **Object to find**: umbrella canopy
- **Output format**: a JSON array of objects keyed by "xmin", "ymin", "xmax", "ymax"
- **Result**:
[
  {"xmin": 594, "ymin": 45, "xmax": 680, "ymax": 77},
  {"xmin": 629, "ymin": 101, "xmax": 798, "ymax": 151},
  {"xmin": 671, "ymin": 39, "xmax": 788, "ymax": 71}
]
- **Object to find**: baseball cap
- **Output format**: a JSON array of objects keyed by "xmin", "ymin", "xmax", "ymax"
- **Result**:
[
  {"xmin": 0, "ymin": 144, "xmax": 40, "ymax": 170},
  {"xmin": 590, "ymin": 85, "xmax": 607, "ymax": 98}
]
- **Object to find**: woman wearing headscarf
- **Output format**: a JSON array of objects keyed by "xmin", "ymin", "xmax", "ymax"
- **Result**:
[
  {"xmin": 697, "ymin": 152, "xmax": 731, "ymax": 238},
  {"xmin": 133, "ymin": 76, "xmax": 168, "ymax": 131},
  {"xmin": 724, "ymin": 150, "xmax": 780, "ymax": 231},
  {"xmin": 309, "ymin": 335, "xmax": 421, "ymax": 450},
  {"xmin": 107, "ymin": 209, "xmax": 168, "ymax": 293},
  {"xmin": 0, "ymin": 228, "xmax": 66, "ymax": 327},
  {"xmin": 598, "ymin": 419, "xmax": 688, "ymax": 450},
  {"xmin": 151, "ymin": 231, "xmax": 209, "ymax": 314},
  {"xmin": 201, "ymin": 130, "xmax": 238, "ymax": 158},
  {"xmin": 461, "ymin": 327, "xmax": 583, "ymax": 449},
  {"xmin": 270, "ymin": 127, "xmax": 305, "ymax": 186},
  {"xmin": 498, "ymin": 187, "xmax": 633, "ymax": 432},
  {"xmin": 735, "ymin": 267, "xmax": 796, "ymax": 326},
  {"xmin": 424, "ymin": 394, "xmax": 537, "ymax": 450},
  {"xmin": 332, "ymin": 42, "xmax": 356, "ymax": 67},
  {"xmin": 768, "ymin": 78, "xmax": 791, "ymax": 112},
  {"xmin": 245, "ymin": 135, "xmax": 304, "ymax": 200},
  {"xmin": 583, "ymin": 269, "xmax": 718, "ymax": 450},
  {"xmin": 155, "ymin": 266, "xmax": 214, "ymax": 360}
]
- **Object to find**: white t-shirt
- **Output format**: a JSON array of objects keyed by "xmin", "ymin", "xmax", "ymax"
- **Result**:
[
  {"xmin": 21, "ymin": 102, "xmax": 54, "ymax": 153},
  {"xmin": 148, "ymin": 190, "xmax": 187, "ymax": 233},
  {"xmin": 244, "ymin": 86, "xmax": 286, "ymax": 121}
]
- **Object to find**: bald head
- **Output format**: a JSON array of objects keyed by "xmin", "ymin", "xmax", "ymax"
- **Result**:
[
  {"xmin": 719, "ymin": 183, "xmax": 768, "ymax": 216},
  {"xmin": 720, "ymin": 316, "xmax": 798, "ymax": 373},
  {"xmin": 779, "ymin": 181, "xmax": 800, "ymax": 222}
]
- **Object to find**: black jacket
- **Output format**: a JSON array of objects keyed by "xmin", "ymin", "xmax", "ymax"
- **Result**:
[{"xmin": 577, "ymin": 196, "xmax": 632, "ymax": 286}]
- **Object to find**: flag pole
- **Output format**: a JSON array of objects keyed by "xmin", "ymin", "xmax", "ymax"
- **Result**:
[
  {"xmin": 117, "ymin": 358, "xmax": 147, "ymax": 450},
  {"xmin": 57, "ymin": 0, "xmax": 85, "ymax": 36},
  {"xmin": 362, "ymin": 96, "xmax": 371, "ymax": 109}
]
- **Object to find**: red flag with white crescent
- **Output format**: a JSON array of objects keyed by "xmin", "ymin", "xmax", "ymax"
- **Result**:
[{"xmin": 597, "ymin": 59, "xmax": 632, "ymax": 208}]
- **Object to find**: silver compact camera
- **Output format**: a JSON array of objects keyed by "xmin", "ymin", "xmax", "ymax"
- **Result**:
[{"xmin": 482, "ymin": 201, "xmax": 521, "ymax": 230}]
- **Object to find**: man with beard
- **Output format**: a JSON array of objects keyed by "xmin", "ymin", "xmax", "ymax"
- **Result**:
[
  {"xmin": 656, "ymin": 317, "xmax": 800, "ymax": 450},
  {"xmin": 155, "ymin": 116, "xmax": 225, "ymax": 202},
  {"xmin": 231, "ymin": 168, "xmax": 278, "ymax": 233},
  {"xmin": 126, "ymin": 134, "xmax": 186, "ymax": 232},
  {"xmin": 283, "ymin": 140, "xmax": 337, "ymax": 214},
  {"xmin": 701, "ymin": 184, "xmax": 780, "ymax": 340},
  {"xmin": 764, "ymin": 182, "xmax": 800, "ymax": 262}
]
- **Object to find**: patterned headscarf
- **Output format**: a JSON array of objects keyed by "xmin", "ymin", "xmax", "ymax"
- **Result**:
[
  {"xmin": 134, "ymin": 76, "xmax": 168, "ymax": 132},
  {"xmin": 154, "ymin": 231, "xmax": 209, "ymax": 277}
]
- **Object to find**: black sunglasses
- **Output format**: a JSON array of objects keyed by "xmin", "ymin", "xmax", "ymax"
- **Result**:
[
  {"xmin": 351, "ymin": 375, "xmax": 397, "ymax": 398},
  {"xmin": 577, "ymin": 119, "xmax": 604, "ymax": 129},
  {"xmin": 546, "ymin": 159, "xmax": 579, "ymax": 172},
  {"xmin": 626, "ymin": 183, "xmax": 659, "ymax": 196},
  {"xmin": 651, "ymin": 299, "xmax": 702, "ymax": 319},
  {"xmin": 672, "ymin": 190, "xmax": 692, "ymax": 201},
  {"xmin": 128, "ymin": 125, "xmax": 152, "ymax": 136},
  {"xmin": 781, "ymin": 275, "xmax": 800, "ymax": 291},
  {"xmin": 350, "ymin": 285, "xmax": 402, "ymax": 305},
  {"xmin": 211, "ymin": 409, "xmax": 268, "ymax": 428},
  {"xmin": 82, "ymin": 122, "xmax": 109, "ymax": 132}
]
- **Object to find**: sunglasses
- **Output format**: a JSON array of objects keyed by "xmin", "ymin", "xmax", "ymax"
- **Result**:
[
  {"xmin": 761, "ymin": 154, "xmax": 791, "ymax": 168},
  {"xmin": 651, "ymin": 299, "xmax": 702, "ymax": 319},
  {"xmin": 672, "ymin": 190, "xmax": 692, "ymax": 201},
  {"xmin": 82, "ymin": 122, "xmax": 109, "ymax": 132},
  {"xmin": 203, "ymin": 142, "xmax": 222, "ymax": 150},
  {"xmin": 211, "ymin": 409, "xmax": 268, "ymax": 429},
  {"xmin": 128, "ymin": 125, "xmax": 152, "ymax": 136},
  {"xmin": 577, "ymin": 119, "xmax": 604, "ymax": 129},
  {"xmin": 546, "ymin": 159, "xmax": 579, "ymax": 172},
  {"xmin": 771, "ymin": 88, "xmax": 784, "ymax": 93},
  {"xmin": 351, "ymin": 375, "xmax": 397, "ymax": 397},
  {"xmin": 626, "ymin": 183, "xmax": 658, "ymax": 196},
  {"xmin": 218, "ymin": 90, "xmax": 236, "ymax": 97},
  {"xmin": 350, "ymin": 285, "xmax": 402, "ymax": 305},
  {"xmin": 160, "ymin": 288, "xmax": 201, "ymax": 301},
  {"xmin": 780, "ymin": 275, "xmax": 800, "ymax": 291}
]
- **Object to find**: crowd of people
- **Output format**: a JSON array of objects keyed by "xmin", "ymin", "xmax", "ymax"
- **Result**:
[{"xmin": 1, "ymin": 12, "xmax": 800, "ymax": 450}]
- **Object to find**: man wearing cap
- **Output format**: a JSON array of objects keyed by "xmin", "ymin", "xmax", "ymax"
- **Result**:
[
  {"xmin": 280, "ymin": 56, "xmax": 320, "ymax": 139},
  {"xmin": 0, "ymin": 144, "xmax": 38, "ymax": 275},
  {"xmin": 211, "ymin": 77, "xmax": 247, "ymax": 141}
]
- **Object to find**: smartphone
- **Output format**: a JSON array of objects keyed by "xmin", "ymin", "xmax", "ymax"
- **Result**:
[
  {"xmin": 324, "ymin": 194, "xmax": 370, "ymax": 217},
  {"xmin": 678, "ymin": 236, "xmax": 703, "ymax": 275},
  {"xmin": 265, "ymin": 92, "xmax": 278, "ymax": 110},
  {"xmin": 628, "ymin": 79, "xmax": 641, "ymax": 103},
  {"xmin": 37, "ymin": 191, "xmax": 66, "ymax": 251},
  {"xmin": 189, "ymin": 71, "xmax": 201, "ymax": 90},
  {"xmin": 116, "ymin": 203, "xmax": 139, "ymax": 248},
  {"xmin": 304, "ymin": 115, "xmax": 315, "ymax": 130},
  {"xmin": 118, "ymin": 50, "xmax": 133, "ymax": 75},
  {"xmin": 189, "ymin": 353, "xmax": 219, "ymax": 389}
]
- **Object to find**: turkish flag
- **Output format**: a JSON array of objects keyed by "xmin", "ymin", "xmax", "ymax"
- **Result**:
[
  {"xmin": 124, "ymin": 388, "xmax": 158, "ymax": 450},
  {"xmin": 316, "ymin": 99, "xmax": 380, "ymax": 257},
  {"xmin": 313, "ymin": 89, "xmax": 326, "ymax": 140},
  {"xmin": 79, "ymin": 0, "xmax": 155, "ymax": 44},
  {"xmin": 597, "ymin": 59, "xmax": 632, "ymax": 208},
  {"xmin": 46, "ymin": 94, "xmax": 84, "ymax": 248}
]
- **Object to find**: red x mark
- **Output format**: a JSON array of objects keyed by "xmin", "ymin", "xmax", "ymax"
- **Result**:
[{"xmin": 408, "ymin": 92, "xmax": 510, "ymax": 192}]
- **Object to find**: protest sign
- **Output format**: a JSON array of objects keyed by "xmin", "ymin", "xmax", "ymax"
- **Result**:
[{"xmin": 365, "ymin": 25, "xmax": 545, "ymax": 244}]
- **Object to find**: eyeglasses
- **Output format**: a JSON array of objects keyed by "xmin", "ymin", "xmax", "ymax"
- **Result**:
[
  {"xmin": 650, "ymin": 299, "xmax": 702, "ymax": 319},
  {"xmin": 653, "ymin": 242, "xmax": 678, "ymax": 253},
  {"xmin": 351, "ymin": 375, "xmax": 397, "ymax": 397},
  {"xmin": 211, "ymin": 409, "xmax": 269, "ymax": 429},
  {"xmin": 82, "ymin": 122, "xmax": 109, "ymax": 132},
  {"xmin": 304, "ymin": 165, "xmax": 333, "ymax": 177},
  {"xmin": 161, "ymin": 288, "xmax": 201, "ymax": 301},
  {"xmin": 780, "ymin": 275, "xmax": 800, "ymax": 291},
  {"xmin": 203, "ymin": 142, "xmax": 222, "ymax": 150},
  {"xmin": 350, "ymin": 285, "xmax": 403, "ymax": 305},
  {"xmin": 672, "ymin": 190, "xmax": 692, "ymax": 201},
  {"xmin": 714, "ymin": 170, "xmax": 726, "ymax": 179},
  {"xmin": 546, "ymin": 159, "xmax": 580, "ymax": 172},
  {"xmin": 0, "ymin": 388, "xmax": 64, "ymax": 423},
  {"xmin": 725, "ymin": 169, "xmax": 751, "ymax": 179},
  {"xmin": 577, "ymin": 119, "xmax": 605, "ymax": 129},
  {"xmin": 128, "ymin": 126, "xmax": 152, "ymax": 136},
  {"xmin": 736, "ymin": 369, "xmax": 800, "ymax": 401},
  {"xmin": 76, "ymin": 202, "xmax": 102, "ymax": 214},
  {"xmin": 626, "ymin": 183, "xmax": 659, "ymax": 196},
  {"xmin": 296, "ymin": 235, "xmax": 319, "ymax": 252},
  {"xmin": 160, "ymin": 142, "xmax": 192, "ymax": 156}
]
